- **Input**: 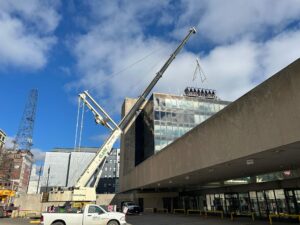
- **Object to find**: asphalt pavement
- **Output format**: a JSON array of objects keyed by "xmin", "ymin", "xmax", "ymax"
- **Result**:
[{"xmin": 0, "ymin": 214, "xmax": 295, "ymax": 225}]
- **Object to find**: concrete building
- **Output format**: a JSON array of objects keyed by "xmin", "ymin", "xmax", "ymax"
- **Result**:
[
  {"xmin": 27, "ymin": 164, "xmax": 42, "ymax": 194},
  {"xmin": 39, "ymin": 147, "xmax": 120, "ymax": 194},
  {"xmin": 119, "ymin": 59, "xmax": 300, "ymax": 217},
  {"xmin": 121, "ymin": 90, "xmax": 230, "ymax": 176},
  {"xmin": 0, "ymin": 150, "xmax": 33, "ymax": 193}
]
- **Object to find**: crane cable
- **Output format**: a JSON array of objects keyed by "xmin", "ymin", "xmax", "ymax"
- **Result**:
[
  {"xmin": 74, "ymin": 98, "xmax": 81, "ymax": 152},
  {"xmin": 108, "ymin": 48, "xmax": 164, "ymax": 79},
  {"xmin": 78, "ymin": 101, "xmax": 85, "ymax": 152},
  {"xmin": 193, "ymin": 57, "xmax": 207, "ymax": 83}
]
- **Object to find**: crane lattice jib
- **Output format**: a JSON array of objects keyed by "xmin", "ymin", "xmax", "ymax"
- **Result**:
[{"xmin": 14, "ymin": 89, "xmax": 38, "ymax": 151}]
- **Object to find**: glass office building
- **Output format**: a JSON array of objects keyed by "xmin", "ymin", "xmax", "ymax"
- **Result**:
[{"xmin": 135, "ymin": 88, "xmax": 230, "ymax": 165}]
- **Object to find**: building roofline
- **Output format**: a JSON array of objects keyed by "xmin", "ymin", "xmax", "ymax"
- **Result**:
[
  {"xmin": 152, "ymin": 92, "xmax": 231, "ymax": 104},
  {"xmin": 0, "ymin": 129, "xmax": 6, "ymax": 135}
]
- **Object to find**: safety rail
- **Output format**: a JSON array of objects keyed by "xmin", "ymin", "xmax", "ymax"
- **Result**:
[
  {"xmin": 269, "ymin": 213, "xmax": 300, "ymax": 225},
  {"xmin": 157, "ymin": 208, "xmax": 168, "ymax": 213},
  {"xmin": 230, "ymin": 212, "xmax": 255, "ymax": 221},
  {"xmin": 187, "ymin": 209, "xmax": 202, "ymax": 215},
  {"xmin": 204, "ymin": 210, "xmax": 224, "ymax": 219},
  {"xmin": 173, "ymin": 209, "xmax": 186, "ymax": 214}
]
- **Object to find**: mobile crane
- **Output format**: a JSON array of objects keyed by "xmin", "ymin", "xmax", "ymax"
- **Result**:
[{"xmin": 47, "ymin": 27, "xmax": 196, "ymax": 202}]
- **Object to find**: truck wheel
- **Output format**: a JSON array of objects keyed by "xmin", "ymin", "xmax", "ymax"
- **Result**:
[
  {"xmin": 52, "ymin": 222, "xmax": 65, "ymax": 225},
  {"xmin": 107, "ymin": 220, "xmax": 119, "ymax": 225}
]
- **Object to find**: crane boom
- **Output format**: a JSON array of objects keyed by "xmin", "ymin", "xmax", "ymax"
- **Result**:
[
  {"xmin": 56, "ymin": 27, "xmax": 196, "ymax": 201},
  {"xmin": 119, "ymin": 27, "xmax": 196, "ymax": 131}
]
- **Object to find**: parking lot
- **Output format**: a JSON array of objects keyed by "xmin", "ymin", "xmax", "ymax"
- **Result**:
[{"xmin": 0, "ymin": 214, "xmax": 295, "ymax": 225}]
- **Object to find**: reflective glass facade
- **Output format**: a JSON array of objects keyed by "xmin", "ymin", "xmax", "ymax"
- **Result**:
[
  {"xmin": 153, "ymin": 93, "xmax": 229, "ymax": 152},
  {"xmin": 134, "ymin": 92, "xmax": 230, "ymax": 165}
]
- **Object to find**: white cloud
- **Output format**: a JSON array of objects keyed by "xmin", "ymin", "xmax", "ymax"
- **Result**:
[
  {"xmin": 69, "ymin": 1, "xmax": 300, "ymax": 117},
  {"xmin": 31, "ymin": 148, "xmax": 46, "ymax": 162},
  {"xmin": 89, "ymin": 133, "xmax": 109, "ymax": 143},
  {"xmin": 0, "ymin": 0, "xmax": 60, "ymax": 69},
  {"xmin": 4, "ymin": 136, "xmax": 45, "ymax": 163},
  {"xmin": 261, "ymin": 29, "xmax": 300, "ymax": 78},
  {"xmin": 178, "ymin": 0, "xmax": 300, "ymax": 43},
  {"xmin": 4, "ymin": 136, "xmax": 15, "ymax": 149}
]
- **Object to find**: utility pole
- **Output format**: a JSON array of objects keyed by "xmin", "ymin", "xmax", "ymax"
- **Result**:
[{"xmin": 36, "ymin": 166, "xmax": 42, "ymax": 194}]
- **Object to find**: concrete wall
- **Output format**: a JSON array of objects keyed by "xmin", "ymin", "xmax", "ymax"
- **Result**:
[
  {"xmin": 120, "ymin": 59, "xmax": 300, "ymax": 192},
  {"xmin": 14, "ymin": 194, "xmax": 66, "ymax": 212},
  {"xmin": 120, "ymin": 98, "xmax": 137, "ymax": 190}
]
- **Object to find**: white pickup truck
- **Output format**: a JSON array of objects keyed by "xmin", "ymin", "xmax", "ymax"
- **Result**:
[{"xmin": 41, "ymin": 204, "xmax": 127, "ymax": 225}]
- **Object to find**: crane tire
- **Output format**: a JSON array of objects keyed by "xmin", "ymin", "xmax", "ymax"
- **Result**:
[{"xmin": 107, "ymin": 220, "xmax": 119, "ymax": 225}]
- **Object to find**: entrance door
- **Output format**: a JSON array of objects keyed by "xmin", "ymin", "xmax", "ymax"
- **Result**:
[
  {"xmin": 138, "ymin": 198, "xmax": 144, "ymax": 212},
  {"xmin": 249, "ymin": 191, "xmax": 260, "ymax": 217},
  {"xmin": 274, "ymin": 189, "xmax": 288, "ymax": 214},
  {"xmin": 163, "ymin": 197, "xmax": 172, "ymax": 212},
  {"xmin": 225, "ymin": 193, "xmax": 239, "ymax": 213},
  {"xmin": 239, "ymin": 193, "xmax": 251, "ymax": 214},
  {"xmin": 257, "ymin": 191, "xmax": 268, "ymax": 217},
  {"xmin": 285, "ymin": 189, "xmax": 299, "ymax": 214},
  {"xmin": 295, "ymin": 190, "xmax": 300, "ymax": 213}
]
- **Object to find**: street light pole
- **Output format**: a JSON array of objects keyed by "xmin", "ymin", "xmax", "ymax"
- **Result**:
[{"xmin": 46, "ymin": 167, "xmax": 50, "ymax": 192}]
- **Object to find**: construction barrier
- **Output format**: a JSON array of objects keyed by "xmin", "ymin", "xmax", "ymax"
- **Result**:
[
  {"xmin": 144, "ymin": 208, "xmax": 154, "ymax": 213},
  {"xmin": 230, "ymin": 212, "xmax": 255, "ymax": 221},
  {"xmin": 269, "ymin": 213, "xmax": 300, "ymax": 225},
  {"xmin": 187, "ymin": 209, "xmax": 202, "ymax": 215},
  {"xmin": 29, "ymin": 218, "xmax": 41, "ymax": 224},
  {"xmin": 173, "ymin": 209, "xmax": 185, "ymax": 214},
  {"xmin": 157, "ymin": 208, "xmax": 168, "ymax": 213},
  {"xmin": 204, "ymin": 210, "xmax": 224, "ymax": 219},
  {"xmin": 11, "ymin": 210, "xmax": 41, "ymax": 218}
]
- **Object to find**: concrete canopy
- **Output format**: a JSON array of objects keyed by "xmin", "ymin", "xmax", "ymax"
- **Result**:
[{"xmin": 120, "ymin": 59, "xmax": 300, "ymax": 192}]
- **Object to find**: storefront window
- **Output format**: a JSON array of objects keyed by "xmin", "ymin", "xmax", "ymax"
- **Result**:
[
  {"xmin": 206, "ymin": 195, "xmax": 211, "ymax": 211},
  {"xmin": 249, "ymin": 191, "xmax": 260, "ymax": 216},
  {"xmin": 265, "ymin": 190, "xmax": 277, "ymax": 214},
  {"xmin": 257, "ymin": 191, "xmax": 268, "ymax": 217},
  {"xmin": 239, "ymin": 193, "xmax": 251, "ymax": 213},
  {"xmin": 210, "ymin": 194, "xmax": 215, "ymax": 210},
  {"xmin": 274, "ymin": 189, "xmax": 288, "ymax": 214},
  {"xmin": 295, "ymin": 190, "xmax": 300, "ymax": 211},
  {"xmin": 286, "ymin": 190, "xmax": 297, "ymax": 214}
]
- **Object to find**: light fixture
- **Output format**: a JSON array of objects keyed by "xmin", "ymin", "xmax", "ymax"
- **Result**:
[
  {"xmin": 246, "ymin": 159, "xmax": 254, "ymax": 165},
  {"xmin": 185, "ymin": 176, "xmax": 190, "ymax": 180},
  {"xmin": 169, "ymin": 180, "xmax": 173, "ymax": 184}
]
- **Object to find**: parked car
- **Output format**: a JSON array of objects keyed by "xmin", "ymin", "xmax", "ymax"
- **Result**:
[
  {"xmin": 121, "ymin": 201, "xmax": 141, "ymax": 215},
  {"xmin": 41, "ymin": 204, "xmax": 126, "ymax": 225}
]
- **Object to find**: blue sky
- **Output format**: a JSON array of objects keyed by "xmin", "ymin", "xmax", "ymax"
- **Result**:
[{"xmin": 1, "ymin": 0, "xmax": 300, "ymax": 163}]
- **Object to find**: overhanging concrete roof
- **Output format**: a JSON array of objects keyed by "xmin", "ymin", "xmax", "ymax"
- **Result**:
[{"xmin": 120, "ymin": 59, "xmax": 300, "ymax": 192}]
